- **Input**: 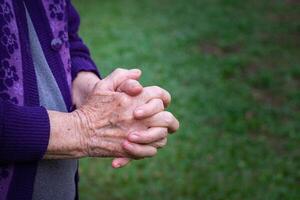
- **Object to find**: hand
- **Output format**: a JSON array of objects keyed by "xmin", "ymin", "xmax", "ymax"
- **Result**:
[
  {"xmin": 72, "ymin": 69, "xmax": 143, "ymax": 108},
  {"xmin": 95, "ymin": 71, "xmax": 175, "ymax": 167},
  {"xmin": 45, "ymin": 68, "xmax": 179, "ymax": 162},
  {"xmin": 73, "ymin": 83, "xmax": 179, "ymax": 159},
  {"xmin": 72, "ymin": 69, "xmax": 179, "ymax": 165},
  {"xmin": 112, "ymin": 87, "xmax": 175, "ymax": 168}
]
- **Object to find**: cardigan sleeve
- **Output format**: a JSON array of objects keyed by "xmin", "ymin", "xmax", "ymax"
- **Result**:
[
  {"xmin": 67, "ymin": 1, "xmax": 101, "ymax": 80},
  {"xmin": 0, "ymin": 100, "xmax": 50, "ymax": 162}
]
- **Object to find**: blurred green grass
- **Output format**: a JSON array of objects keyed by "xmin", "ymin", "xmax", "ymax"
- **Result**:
[{"xmin": 73, "ymin": 0, "xmax": 300, "ymax": 199}]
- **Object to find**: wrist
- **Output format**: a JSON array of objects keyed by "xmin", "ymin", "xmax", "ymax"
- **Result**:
[
  {"xmin": 72, "ymin": 71, "xmax": 100, "ymax": 107},
  {"xmin": 44, "ymin": 110, "xmax": 86, "ymax": 159},
  {"xmin": 70, "ymin": 109, "xmax": 91, "ymax": 158}
]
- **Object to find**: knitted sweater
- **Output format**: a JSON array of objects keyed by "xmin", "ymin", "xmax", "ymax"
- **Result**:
[{"xmin": 0, "ymin": 0, "xmax": 100, "ymax": 199}]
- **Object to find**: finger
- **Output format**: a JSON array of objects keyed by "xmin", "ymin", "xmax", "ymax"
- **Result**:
[
  {"xmin": 112, "ymin": 158, "xmax": 131, "ymax": 168},
  {"xmin": 128, "ymin": 127, "xmax": 168, "ymax": 144},
  {"xmin": 122, "ymin": 141, "xmax": 157, "ymax": 159},
  {"xmin": 143, "ymin": 111, "xmax": 180, "ymax": 133},
  {"xmin": 105, "ymin": 68, "xmax": 142, "ymax": 91},
  {"xmin": 150, "ymin": 138, "xmax": 168, "ymax": 149},
  {"xmin": 142, "ymin": 86, "xmax": 171, "ymax": 107},
  {"xmin": 134, "ymin": 99, "xmax": 164, "ymax": 119},
  {"xmin": 117, "ymin": 79, "xmax": 143, "ymax": 96}
]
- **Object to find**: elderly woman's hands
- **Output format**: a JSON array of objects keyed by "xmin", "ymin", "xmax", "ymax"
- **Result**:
[
  {"xmin": 75, "ymin": 69, "xmax": 179, "ymax": 161},
  {"xmin": 45, "ymin": 68, "xmax": 179, "ymax": 164},
  {"xmin": 73, "ymin": 82, "xmax": 179, "ymax": 159}
]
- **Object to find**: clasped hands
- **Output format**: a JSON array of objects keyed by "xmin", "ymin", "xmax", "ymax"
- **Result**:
[{"xmin": 72, "ymin": 68, "xmax": 179, "ymax": 168}]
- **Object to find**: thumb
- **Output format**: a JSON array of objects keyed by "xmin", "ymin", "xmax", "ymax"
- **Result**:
[
  {"xmin": 104, "ymin": 68, "xmax": 142, "ymax": 91},
  {"xmin": 116, "ymin": 79, "xmax": 143, "ymax": 96}
]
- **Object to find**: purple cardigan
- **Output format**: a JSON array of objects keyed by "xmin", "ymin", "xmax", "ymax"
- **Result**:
[{"xmin": 0, "ymin": 0, "xmax": 100, "ymax": 199}]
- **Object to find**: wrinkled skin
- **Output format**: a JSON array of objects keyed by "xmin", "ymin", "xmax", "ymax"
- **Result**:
[
  {"xmin": 72, "ymin": 69, "xmax": 179, "ymax": 167},
  {"xmin": 75, "ymin": 83, "xmax": 179, "ymax": 159}
]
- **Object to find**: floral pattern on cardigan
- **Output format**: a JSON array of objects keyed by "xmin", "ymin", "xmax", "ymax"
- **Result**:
[
  {"xmin": 0, "ymin": 0, "xmax": 23, "ymax": 106},
  {"xmin": 43, "ymin": 0, "xmax": 72, "ymax": 90},
  {"xmin": 0, "ymin": 0, "xmax": 22, "ymax": 197},
  {"xmin": 0, "ymin": 1, "xmax": 99, "ymax": 199}
]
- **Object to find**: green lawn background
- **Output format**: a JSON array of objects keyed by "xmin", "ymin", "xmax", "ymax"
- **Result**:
[{"xmin": 73, "ymin": 0, "xmax": 300, "ymax": 199}]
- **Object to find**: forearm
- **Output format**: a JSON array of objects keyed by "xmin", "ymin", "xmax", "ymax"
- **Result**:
[
  {"xmin": 44, "ymin": 101, "xmax": 131, "ymax": 160},
  {"xmin": 44, "ymin": 110, "xmax": 85, "ymax": 159},
  {"xmin": 45, "ymin": 72, "xmax": 100, "ymax": 160}
]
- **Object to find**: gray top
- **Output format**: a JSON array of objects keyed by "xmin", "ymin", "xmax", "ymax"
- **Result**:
[{"xmin": 25, "ymin": 6, "xmax": 78, "ymax": 200}]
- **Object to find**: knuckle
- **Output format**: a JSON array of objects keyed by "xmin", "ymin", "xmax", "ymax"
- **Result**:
[
  {"xmin": 114, "ymin": 68, "xmax": 125, "ymax": 75},
  {"xmin": 163, "ymin": 111, "xmax": 174, "ymax": 124},
  {"xmin": 92, "ymin": 81, "xmax": 104, "ymax": 93},
  {"xmin": 124, "ymin": 143, "xmax": 139, "ymax": 156},
  {"xmin": 154, "ymin": 99, "xmax": 164, "ymax": 106},
  {"xmin": 143, "ymin": 86, "xmax": 152, "ymax": 94},
  {"xmin": 155, "ymin": 127, "xmax": 167, "ymax": 140},
  {"xmin": 154, "ymin": 99, "xmax": 164, "ymax": 109},
  {"xmin": 155, "ymin": 86, "xmax": 164, "ymax": 96},
  {"xmin": 159, "ymin": 99, "xmax": 165, "ymax": 110},
  {"xmin": 149, "ymin": 86, "xmax": 163, "ymax": 96},
  {"xmin": 113, "ymin": 68, "xmax": 120, "ymax": 75},
  {"xmin": 115, "ymin": 67, "xmax": 124, "ymax": 72},
  {"xmin": 118, "ymin": 93, "xmax": 130, "ymax": 107},
  {"xmin": 160, "ymin": 128, "xmax": 168, "ymax": 138},
  {"xmin": 94, "ymin": 81, "xmax": 102, "ymax": 88},
  {"xmin": 152, "ymin": 85, "xmax": 161, "ymax": 91}
]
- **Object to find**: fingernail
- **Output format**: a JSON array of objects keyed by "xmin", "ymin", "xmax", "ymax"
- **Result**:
[
  {"xmin": 135, "ymin": 109, "xmax": 143, "ymax": 116},
  {"xmin": 129, "ymin": 134, "xmax": 139, "ymax": 141},
  {"xmin": 114, "ymin": 163, "xmax": 121, "ymax": 168},
  {"xmin": 130, "ymin": 69, "xmax": 141, "ymax": 74}
]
